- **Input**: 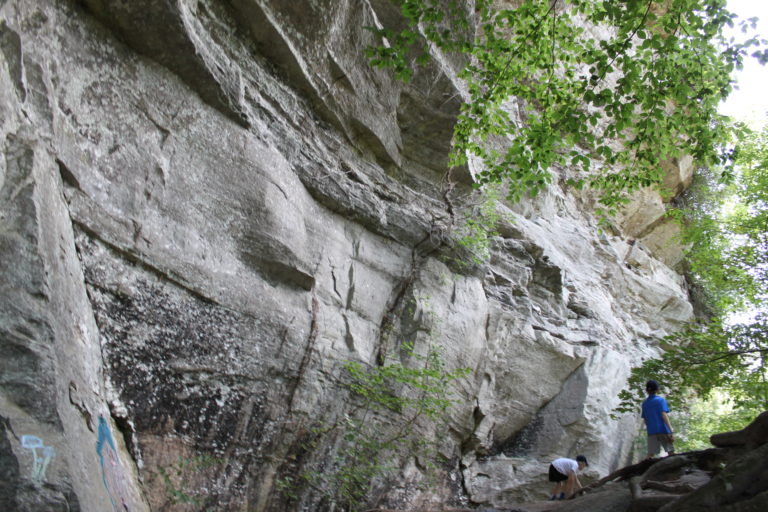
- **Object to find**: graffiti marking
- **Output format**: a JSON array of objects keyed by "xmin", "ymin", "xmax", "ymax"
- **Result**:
[{"xmin": 20, "ymin": 434, "xmax": 55, "ymax": 482}]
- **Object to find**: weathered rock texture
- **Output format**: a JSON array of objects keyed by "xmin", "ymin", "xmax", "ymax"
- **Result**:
[
  {"xmin": 0, "ymin": 1, "xmax": 694, "ymax": 510},
  {"xmin": 368, "ymin": 411, "xmax": 768, "ymax": 511}
]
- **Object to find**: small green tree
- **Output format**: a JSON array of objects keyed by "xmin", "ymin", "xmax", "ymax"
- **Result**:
[{"xmin": 294, "ymin": 343, "xmax": 470, "ymax": 511}]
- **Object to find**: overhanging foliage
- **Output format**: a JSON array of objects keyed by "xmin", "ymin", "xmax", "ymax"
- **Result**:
[
  {"xmin": 615, "ymin": 124, "xmax": 768, "ymax": 417},
  {"xmin": 366, "ymin": 0, "xmax": 764, "ymax": 215}
]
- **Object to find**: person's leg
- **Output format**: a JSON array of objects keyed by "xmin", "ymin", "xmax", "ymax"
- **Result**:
[
  {"xmin": 564, "ymin": 475, "xmax": 574, "ymax": 497},
  {"xmin": 647, "ymin": 434, "xmax": 661, "ymax": 459},
  {"xmin": 549, "ymin": 464, "xmax": 565, "ymax": 499},
  {"xmin": 549, "ymin": 464, "xmax": 557, "ymax": 498},
  {"xmin": 661, "ymin": 434, "xmax": 675, "ymax": 455}
]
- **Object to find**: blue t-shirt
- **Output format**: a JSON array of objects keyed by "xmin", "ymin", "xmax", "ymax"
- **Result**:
[{"xmin": 642, "ymin": 394, "xmax": 671, "ymax": 435}]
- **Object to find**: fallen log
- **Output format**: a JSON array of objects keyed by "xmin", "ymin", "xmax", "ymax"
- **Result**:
[{"xmin": 574, "ymin": 457, "xmax": 658, "ymax": 496}]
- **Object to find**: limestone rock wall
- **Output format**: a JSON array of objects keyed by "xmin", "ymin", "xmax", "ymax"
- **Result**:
[{"xmin": 0, "ymin": 1, "xmax": 693, "ymax": 510}]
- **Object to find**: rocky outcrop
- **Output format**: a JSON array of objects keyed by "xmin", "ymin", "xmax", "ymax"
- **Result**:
[
  {"xmin": 577, "ymin": 410, "xmax": 768, "ymax": 512},
  {"xmin": 611, "ymin": 155, "xmax": 694, "ymax": 271},
  {"xmin": 0, "ymin": 1, "xmax": 694, "ymax": 510},
  {"xmin": 370, "ymin": 411, "xmax": 768, "ymax": 511}
]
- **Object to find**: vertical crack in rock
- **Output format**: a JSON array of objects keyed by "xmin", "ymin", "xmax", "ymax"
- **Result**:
[
  {"xmin": 67, "ymin": 382, "xmax": 94, "ymax": 433},
  {"xmin": 342, "ymin": 313, "xmax": 355, "ymax": 352},
  {"xmin": 375, "ymin": 235, "xmax": 429, "ymax": 365},
  {"xmin": 346, "ymin": 262, "xmax": 355, "ymax": 310},
  {"xmin": 460, "ymin": 401, "xmax": 489, "ymax": 456},
  {"xmin": 329, "ymin": 265, "xmax": 342, "ymax": 301},
  {"xmin": 286, "ymin": 294, "xmax": 319, "ymax": 415},
  {"xmin": 374, "ymin": 171, "xmax": 460, "ymax": 364},
  {"xmin": 20, "ymin": 57, "xmax": 53, "ymax": 130}
]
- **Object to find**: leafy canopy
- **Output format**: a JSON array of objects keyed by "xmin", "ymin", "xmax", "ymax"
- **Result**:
[
  {"xmin": 681, "ymin": 125, "xmax": 768, "ymax": 312},
  {"xmin": 614, "ymin": 124, "xmax": 768, "ymax": 418},
  {"xmin": 366, "ymin": 0, "xmax": 764, "ymax": 214}
]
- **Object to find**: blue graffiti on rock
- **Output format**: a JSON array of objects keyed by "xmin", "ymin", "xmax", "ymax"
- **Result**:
[{"xmin": 20, "ymin": 434, "xmax": 55, "ymax": 482}]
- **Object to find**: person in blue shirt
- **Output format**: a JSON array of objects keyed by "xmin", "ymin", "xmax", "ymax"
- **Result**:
[{"xmin": 641, "ymin": 379, "xmax": 675, "ymax": 458}]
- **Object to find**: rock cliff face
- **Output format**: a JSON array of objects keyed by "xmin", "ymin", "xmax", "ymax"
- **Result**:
[{"xmin": 0, "ymin": 1, "xmax": 694, "ymax": 510}]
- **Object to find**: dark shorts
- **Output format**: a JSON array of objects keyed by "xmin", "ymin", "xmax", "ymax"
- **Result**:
[{"xmin": 549, "ymin": 464, "xmax": 568, "ymax": 482}]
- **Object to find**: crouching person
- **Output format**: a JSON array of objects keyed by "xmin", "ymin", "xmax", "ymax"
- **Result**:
[{"xmin": 548, "ymin": 455, "xmax": 588, "ymax": 500}]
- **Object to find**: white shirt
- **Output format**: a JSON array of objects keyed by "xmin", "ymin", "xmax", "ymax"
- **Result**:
[{"xmin": 552, "ymin": 457, "xmax": 578, "ymax": 476}]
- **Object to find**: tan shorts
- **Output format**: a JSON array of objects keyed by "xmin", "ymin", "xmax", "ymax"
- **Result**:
[{"xmin": 648, "ymin": 433, "xmax": 674, "ymax": 456}]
